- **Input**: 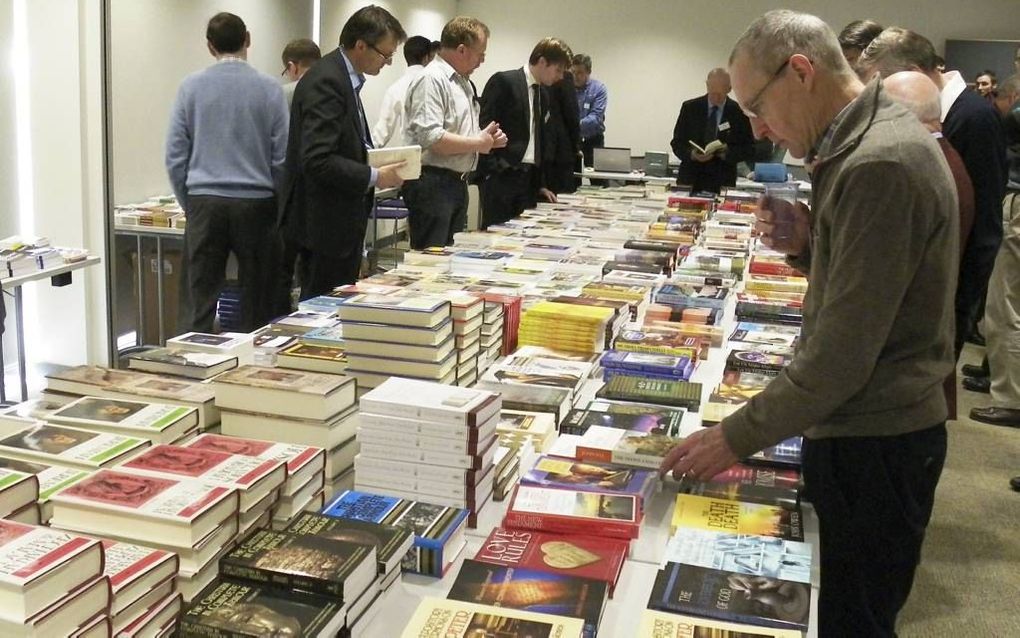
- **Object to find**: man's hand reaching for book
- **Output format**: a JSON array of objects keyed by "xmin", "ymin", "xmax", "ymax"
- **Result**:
[{"xmin": 658, "ymin": 426, "xmax": 739, "ymax": 481}]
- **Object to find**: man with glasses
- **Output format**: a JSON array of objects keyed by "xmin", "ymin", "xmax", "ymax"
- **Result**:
[
  {"xmin": 279, "ymin": 5, "xmax": 408, "ymax": 299},
  {"xmin": 403, "ymin": 16, "xmax": 507, "ymax": 248},
  {"xmin": 280, "ymin": 38, "xmax": 321, "ymax": 108},
  {"xmin": 670, "ymin": 68, "xmax": 754, "ymax": 194},
  {"xmin": 661, "ymin": 11, "xmax": 957, "ymax": 637}
]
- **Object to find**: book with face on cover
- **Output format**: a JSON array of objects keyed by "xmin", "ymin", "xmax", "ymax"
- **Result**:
[
  {"xmin": 0, "ymin": 520, "xmax": 104, "ymax": 622},
  {"xmin": 47, "ymin": 396, "xmax": 198, "ymax": 444},
  {"xmin": 637, "ymin": 608, "xmax": 802, "ymax": 638},
  {"xmin": 0, "ymin": 423, "xmax": 149, "ymax": 471},
  {"xmin": 400, "ymin": 597, "xmax": 584, "ymax": 638},
  {"xmin": 49, "ymin": 468, "xmax": 239, "ymax": 549},
  {"xmin": 211, "ymin": 365, "xmax": 356, "ymax": 421},
  {"xmin": 120, "ymin": 444, "xmax": 286, "ymax": 512},
  {"xmin": 181, "ymin": 433, "xmax": 324, "ymax": 497}
]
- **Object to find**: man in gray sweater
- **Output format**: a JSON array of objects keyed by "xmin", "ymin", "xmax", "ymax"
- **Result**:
[
  {"xmin": 165, "ymin": 12, "xmax": 288, "ymax": 332},
  {"xmin": 661, "ymin": 10, "xmax": 958, "ymax": 637}
]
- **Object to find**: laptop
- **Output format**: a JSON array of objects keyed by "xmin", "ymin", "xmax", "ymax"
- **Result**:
[
  {"xmin": 593, "ymin": 147, "xmax": 632, "ymax": 173},
  {"xmin": 644, "ymin": 151, "xmax": 669, "ymax": 177}
]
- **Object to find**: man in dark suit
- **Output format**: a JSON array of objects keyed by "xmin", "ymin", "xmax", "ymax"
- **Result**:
[
  {"xmin": 279, "ymin": 6, "xmax": 407, "ymax": 301},
  {"xmin": 670, "ymin": 68, "xmax": 755, "ymax": 194},
  {"xmin": 478, "ymin": 38, "xmax": 573, "ymax": 228},
  {"xmin": 543, "ymin": 70, "xmax": 582, "ymax": 194}
]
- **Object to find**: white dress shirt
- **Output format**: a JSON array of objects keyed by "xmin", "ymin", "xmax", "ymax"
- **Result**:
[{"xmin": 372, "ymin": 64, "xmax": 426, "ymax": 147}]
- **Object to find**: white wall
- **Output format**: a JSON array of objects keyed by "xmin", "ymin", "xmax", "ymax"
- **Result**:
[
  {"xmin": 460, "ymin": 0, "xmax": 1020, "ymax": 156},
  {"xmin": 110, "ymin": 0, "xmax": 315, "ymax": 205},
  {"xmin": 319, "ymin": 0, "xmax": 458, "ymax": 132}
]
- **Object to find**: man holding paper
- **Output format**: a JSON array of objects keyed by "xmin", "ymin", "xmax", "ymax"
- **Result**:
[
  {"xmin": 670, "ymin": 68, "xmax": 755, "ymax": 193},
  {"xmin": 279, "ymin": 6, "xmax": 408, "ymax": 299}
]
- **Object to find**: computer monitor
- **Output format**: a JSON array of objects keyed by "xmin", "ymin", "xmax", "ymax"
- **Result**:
[
  {"xmin": 644, "ymin": 151, "xmax": 669, "ymax": 177},
  {"xmin": 593, "ymin": 147, "xmax": 632, "ymax": 173}
]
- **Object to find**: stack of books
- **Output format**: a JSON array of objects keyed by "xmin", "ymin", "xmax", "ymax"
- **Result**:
[
  {"xmin": 211, "ymin": 365, "xmax": 359, "ymax": 500},
  {"xmin": 180, "ymin": 433, "xmax": 326, "ymax": 529},
  {"xmin": 480, "ymin": 347, "xmax": 595, "ymax": 405},
  {"xmin": 0, "ymin": 520, "xmax": 109, "ymax": 637},
  {"xmin": 339, "ymin": 293, "xmax": 458, "ymax": 391},
  {"xmin": 101, "ymin": 540, "xmax": 180, "ymax": 635},
  {"xmin": 46, "ymin": 395, "xmax": 199, "ymax": 445},
  {"xmin": 355, "ymin": 378, "xmax": 501, "ymax": 526},
  {"xmin": 491, "ymin": 444, "xmax": 522, "ymax": 501},
  {"xmin": 580, "ymin": 282, "xmax": 652, "ymax": 321},
  {"xmin": 0, "ymin": 466, "xmax": 39, "ymax": 524},
  {"xmin": 269, "ymin": 309, "xmax": 341, "ymax": 336},
  {"xmin": 496, "ymin": 409, "xmax": 556, "ymax": 452},
  {"xmin": 165, "ymin": 331, "xmax": 255, "ymax": 366},
  {"xmin": 0, "ymin": 421, "xmax": 149, "ymax": 471},
  {"xmin": 518, "ymin": 300, "xmax": 616, "ymax": 355},
  {"xmin": 48, "ymin": 468, "xmax": 239, "ymax": 602},
  {"xmin": 125, "ymin": 347, "xmax": 238, "ymax": 379},
  {"xmin": 478, "ymin": 298, "xmax": 505, "ymax": 371},
  {"xmin": 321, "ymin": 490, "xmax": 469, "ymax": 578},
  {"xmin": 503, "ymin": 484, "xmax": 642, "ymax": 541},
  {"xmin": 0, "ymin": 455, "xmax": 91, "ymax": 524}
]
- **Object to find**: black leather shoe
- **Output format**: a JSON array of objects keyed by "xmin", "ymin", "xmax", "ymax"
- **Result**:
[
  {"xmin": 970, "ymin": 407, "xmax": 1020, "ymax": 428},
  {"xmin": 961, "ymin": 364, "xmax": 989, "ymax": 378},
  {"xmin": 962, "ymin": 376, "xmax": 990, "ymax": 393},
  {"xmin": 1011, "ymin": 476, "xmax": 1020, "ymax": 492}
]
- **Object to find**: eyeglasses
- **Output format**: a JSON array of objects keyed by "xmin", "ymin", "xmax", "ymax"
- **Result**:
[
  {"xmin": 742, "ymin": 59, "xmax": 790, "ymax": 119},
  {"xmin": 368, "ymin": 43, "xmax": 395, "ymax": 63}
]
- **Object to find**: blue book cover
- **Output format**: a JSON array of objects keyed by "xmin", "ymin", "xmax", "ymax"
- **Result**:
[{"xmin": 600, "ymin": 350, "xmax": 693, "ymax": 379}]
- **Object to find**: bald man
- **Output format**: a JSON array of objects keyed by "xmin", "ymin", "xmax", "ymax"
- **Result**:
[
  {"xmin": 885, "ymin": 71, "xmax": 974, "ymax": 420},
  {"xmin": 671, "ymin": 68, "xmax": 755, "ymax": 193}
]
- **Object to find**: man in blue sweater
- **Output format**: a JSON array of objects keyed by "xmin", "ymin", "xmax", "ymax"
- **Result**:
[{"xmin": 165, "ymin": 12, "xmax": 288, "ymax": 333}]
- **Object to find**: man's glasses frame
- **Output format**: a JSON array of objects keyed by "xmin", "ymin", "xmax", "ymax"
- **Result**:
[{"xmin": 743, "ymin": 58, "xmax": 790, "ymax": 119}]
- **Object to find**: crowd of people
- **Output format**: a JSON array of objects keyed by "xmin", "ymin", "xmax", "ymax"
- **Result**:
[{"xmin": 163, "ymin": 9, "xmax": 1018, "ymax": 635}]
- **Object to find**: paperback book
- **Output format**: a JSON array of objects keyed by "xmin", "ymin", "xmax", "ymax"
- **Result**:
[
  {"xmin": 400, "ymin": 597, "xmax": 585, "ymax": 638},
  {"xmin": 596, "ymin": 374, "xmax": 702, "ymax": 411},
  {"xmin": 504, "ymin": 485, "xmax": 641, "ymax": 540},
  {"xmin": 671, "ymin": 493, "xmax": 803, "ymax": 541},
  {"xmin": 521, "ymin": 456, "xmax": 657, "ymax": 504},
  {"xmin": 283, "ymin": 511, "xmax": 413, "ymax": 576},
  {"xmin": 637, "ymin": 609, "xmax": 801, "ymax": 638}
]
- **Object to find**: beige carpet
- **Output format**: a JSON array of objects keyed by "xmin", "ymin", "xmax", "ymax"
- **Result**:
[{"xmin": 897, "ymin": 344, "xmax": 1020, "ymax": 637}]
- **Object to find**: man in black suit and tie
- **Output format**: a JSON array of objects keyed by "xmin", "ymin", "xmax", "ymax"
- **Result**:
[
  {"xmin": 479, "ymin": 38, "xmax": 574, "ymax": 228},
  {"xmin": 279, "ymin": 5, "xmax": 407, "ymax": 301},
  {"xmin": 671, "ymin": 68, "xmax": 755, "ymax": 194}
]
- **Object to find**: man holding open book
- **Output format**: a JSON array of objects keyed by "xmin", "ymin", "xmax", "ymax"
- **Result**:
[{"xmin": 670, "ymin": 68, "xmax": 755, "ymax": 194}]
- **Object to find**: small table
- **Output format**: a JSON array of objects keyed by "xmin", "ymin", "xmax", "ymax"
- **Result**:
[
  {"xmin": 367, "ymin": 188, "xmax": 408, "ymax": 273},
  {"xmin": 1, "ymin": 256, "xmax": 102, "ymax": 402},
  {"xmin": 575, "ymin": 170, "xmax": 676, "ymax": 185},
  {"xmin": 113, "ymin": 224, "xmax": 185, "ymax": 347}
]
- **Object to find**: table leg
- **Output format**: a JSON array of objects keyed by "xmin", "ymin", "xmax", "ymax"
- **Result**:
[
  {"xmin": 0, "ymin": 305, "xmax": 6, "ymax": 404},
  {"xmin": 156, "ymin": 235, "xmax": 165, "ymax": 345},
  {"xmin": 136, "ymin": 235, "xmax": 146, "ymax": 347},
  {"xmin": 14, "ymin": 285, "xmax": 26, "ymax": 401}
]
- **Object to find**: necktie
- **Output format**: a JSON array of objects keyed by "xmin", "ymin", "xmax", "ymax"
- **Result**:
[
  {"xmin": 532, "ymin": 84, "xmax": 542, "ymax": 166},
  {"xmin": 705, "ymin": 105, "xmax": 719, "ymax": 143}
]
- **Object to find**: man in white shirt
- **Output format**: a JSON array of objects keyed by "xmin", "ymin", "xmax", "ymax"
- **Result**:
[{"xmin": 372, "ymin": 35, "xmax": 434, "ymax": 147}]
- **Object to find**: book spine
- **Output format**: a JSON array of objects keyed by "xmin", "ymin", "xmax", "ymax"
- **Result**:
[
  {"xmin": 749, "ymin": 261, "xmax": 799, "ymax": 277},
  {"xmin": 574, "ymin": 445, "xmax": 614, "ymax": 464},
  {"xmin": 219, "ymin": 561, "xmax": 343, "ymax": 598},
  {"xmin": 357, "ymin": 399, "xmax": 469, "ymax": 427},
  {"xmin": 358, "ymin": 442, "xmax": 482, "ymax": 469},
  {"xmin": 610, "ymin": 449, "xmax": 663, "ymax": 470}
]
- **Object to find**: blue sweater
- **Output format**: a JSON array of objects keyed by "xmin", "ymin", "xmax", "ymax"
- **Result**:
[{"xmin": 165, "ymin": 59, "xmax": 288, "ymax": 208}]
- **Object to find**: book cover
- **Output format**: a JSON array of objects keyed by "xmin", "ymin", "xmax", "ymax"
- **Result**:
[
  {"xmin": 220, "ymin": 528, "xmax": 375, "ymax": 600},
  {"xmin": 671, "ymin": 494, "xmax": 803, "ymax": 541},
  {"xmin": 182, "ymin": 433, "xmax": 324, "ymax": 484},
  {"xmin": 179, "ymin": 579, "xmax": 344, "ymax": 637},
  {"xmin": 474, "ymin": 527, "xmax": 627, "ymax": 595},
  {"xmin": 278, "ymin": 342, "xmax": 347, "ymax": 364},
  {"xmin": 521, "ymin": 456, "xmax": 656, "ymax": 503},
  {"xmin": 649, "ymin": 562, "xmax": 810, "ymax": 631},
  {"xmin": 359, "ymin": 377, "xmax": 500, "ymax": 426},
  {"xmin": 613, "ymin": 328, "xmax": 701, "ymax": 359},
  {"xmin": 101, "ymin": 539, "xmax": 177, "ymax": 597},
  {"xmin": 126, "ymin": 347, "xmax": 238, "ymax": 375},
  {"xmin": 122, "ymin": 444, "xmax": 284, "ymax": 495},
  {"xmin": 400, "ymin": 597, "xmax": 585, "ymax": 638},
  {"xmin": 45, "ymin": 365, "xmax": 215, "ymax": 405},
  {"xmin": 504, "ymin": 485, "xmax": 640, "ymax": 540},
  {"xmin": 747, "ymin": 437, "xmax": 803, "ymax": 469},
  {"xmin": 725, "ymin": 349, "xmax": 793, "ymax": 376},
  {"xmin": 663, "ymin": 529, "xmax": 812, "ymax": 585},
  {"xmin": 576, "ymin": 425, "xmax": 683, "ymax": 471},
  {"xmin": 596, "ymin": 375, "xmax": 702, "ymax": 411},
  {"xmin": 213, "ymin": 365, "xmax": 352, "ymax": 397},
  {"xmin": 0, "ymin": 423, "xmax": 147, "ymax": 469},
  {"xmin": 599, "ymin": 351, "xmax": 694, "ymax": 379},
  {"xmin": 448, "ymin": 559, "xmax": 607, "ymax": 638},
  {"xmin": 283, "ymin": 512, "xmax": 413, "ymax": 575},
  {"xmin": 563, "ymin": 400, "xmax": 686, "ymax": 437},
  {"xmin": 728, "ymin": 322, "xmax": 800, "ymax": 348},
  {"xmin": 49, "ymin": 396, "xmax": 196, "ymax": 437},
  {"xmin": 637, "ymin": 608, "xmax": 802, "ymax": 638},
  {"xmin": 0, "ymin": 519, "xmax": 101, "ymax": 589},
  {"xmin": 0, "ymin": 456, "xmax": 91, "ymax": 513}
]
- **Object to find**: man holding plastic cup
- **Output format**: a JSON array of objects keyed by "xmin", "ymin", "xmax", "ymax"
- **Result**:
[{"xmin": 660, "ymin": 10, "xmax": 958, "ymax": 637}]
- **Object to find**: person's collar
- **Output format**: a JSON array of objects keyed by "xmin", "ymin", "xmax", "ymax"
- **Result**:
[
  {"xmin": 434, "ymin": 53, "xmax": 461, "ymax": 81},
  {"xmin": 706, "ymin": 95, "xmax": 726, "ymax": 109},
  {"xmin": 939, "ymin": 70, "xmax": 966, "ymax": 123},
  {"xmin": 524, "ymin": 64, "xmax": 538, "ymax": 87},
  {"xmin": 215, "ymin": 54, "xmax": 246, "ymax": 65},
  {"xmin": 805, "ymin": 78, "xmax": 875, "ymax": 168},
  {"xmin": 339, "ymin": 49, "xmax": 365, "ymax": 91}
]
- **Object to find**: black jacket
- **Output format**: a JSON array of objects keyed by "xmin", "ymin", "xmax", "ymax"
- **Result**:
[
  {"xmin": 670, "ymin": 95, "xmax": 754, "ymax": 192},
  {"xmin": 279, "ymin": 49, "xmax": 373, "ymax": 255},
  {"xmin": 479, "ymin": 68, "xmax": 549, "ymax": 175},
  {"xmin": 544, "ymin": 71, "xmax": 581, "ymax": 165}
]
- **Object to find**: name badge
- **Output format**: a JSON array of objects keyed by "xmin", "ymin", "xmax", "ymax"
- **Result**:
[
  {"xmin": 584, "ymin": 102, "xmax": 591, "ymax": 109},
  {"xmin": 718, "ymin": 121, "xmax": 731, "ymax": 132},
  {"xmin": 544, "ymin": 112, "xmax": 551, "ymax": 123}
]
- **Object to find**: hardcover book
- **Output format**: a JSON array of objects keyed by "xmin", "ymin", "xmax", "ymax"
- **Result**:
[
  {"xmin": 359, "ymin": 377, "xmax": 501, "ymax": 427},
  {"xmin": 504, "ymin": 485, "xmax": 641, "ymax": 540},
  {"xmin": 596, "ymin": 375, "xmax": 702, "ymax": 411},
  {"xmin": 637, "ymin": 608, "xmax": 801, "ymax": 638},
  {"xmin": 212, "ymin": 365, "xmax": 356, "ymax": 421},
  {"xmin": 101, "ymin": 540, "xmax": 179, "ymax": 613},
  {"xmin": 649, "ymin": 561, "xmax": 811, "ymax": 631},
  {"xmin": 671, "ymin": 494, "xmax": 803, "ymax": 540},
  {"xmin": 178, "ymin": 579, "xmax": 345, "ymax": 637},
  {"xmin": 574, "ymin": 425, "xmax": 683, "ymax": 471},
  {"xmin": 283, "ymin": 512, "xmax": 413, "ymax": 576},
  {"xmin": 275, "ymin": 342, "xmax": 347, "ymax": 375},
  {"xmin": 448, "ymin": 559, "xmax": 608, "ymax": 638},
  {"xmin": 562, "ymin": 400, "xmax": 686, "ymax": 437},
  {"xmin": 181, "ymin": 433, "xmax": 325, "ymax": 496},
  {"xmin": 0, "ymin": 423, "xmax": 148, "ymax": 471},
  {"xmin": 400, "ymin": 597, "xmax": 584, "ymax": 638},
  {"xmin": 48, "ymin": 396, "xmax": 197, "ymax": 444},
  {"xmin": 126, "ymin": 347, "xmax": 238, "ymax": 379},
  {"xmin": 0, "ymin": 467, "xmax": 38, "ymax": 517},
  {"xmin": 337, "ymin": 293, "xmax": 451, "ymax": 328},
  {"xmin": 663, "ymin": 528, "xmax": 812, "ymax": 584},
  {"xmin": 0, "ymin": 456, "xmax": 91, "ymax": 522},
  {"xmin": 521, "ymin": 456, "xmax": 657, "ymax": 505},
  {"xmin": 220, "ymin": 529, "xmax": 376, "ymax": 602}
]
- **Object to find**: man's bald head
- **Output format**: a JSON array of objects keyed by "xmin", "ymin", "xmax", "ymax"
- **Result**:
[
  {"xmin": 706, "ymin": 68, "xmax": 731, "ymax": 106},
  {"xmin": 883, "ymin": 70, "xmax": 942, "ymax": 131}
]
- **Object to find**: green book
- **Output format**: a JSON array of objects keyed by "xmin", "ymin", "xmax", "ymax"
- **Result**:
[{"xmin": 596, "ymin": 374, "xmax": 702, "ymax": 411}]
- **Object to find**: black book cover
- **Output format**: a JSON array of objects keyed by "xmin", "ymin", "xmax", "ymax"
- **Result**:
[
  {"xmin": 284, "ymin": 511, "xmax": 412, "ymax": 574},
  {"xmin": 677, "ymin": 478, "xmax": 799, "ymax": 510},
  {"xmin": 649, "ymin": 562, "xmax": 810, "ymax": 631},
  {"xmin": 448, "ymin": 558, "xmax": 607, "ymax": 638},
  {"xmin": 562, "ymin": 407, "xmax": 684, "ymax": 437},
  {"xmin": 179, "ymin": 578, "xmax": 344, "ymax": 637},
  {"xmin": 219, "ymin": 528, "xmax": 374, "ymax": 600}
]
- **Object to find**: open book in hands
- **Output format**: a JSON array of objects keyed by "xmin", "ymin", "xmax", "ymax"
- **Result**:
[
  {"xmin": 688, "ymin": 139, "xmax": 726, "ymax": 156},
  {"xmin": 367, "ymin": 145, "xmax": 422, "ymax": 179}
]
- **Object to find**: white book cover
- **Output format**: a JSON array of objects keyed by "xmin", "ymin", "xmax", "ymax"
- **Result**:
[
  {"xmin": 100, "ymin": 540, "xmax": 175, "ymax": 595},
  {"xmin": 359, "ymin": 377, "xmax": 500, "ymax": 425},
  {"xmin": 367, "ymin": 144, "xmax": 421, "ymax": 179},
  {"xmin": 166, "ymin": 332, "xmax": 253, "ymax": 352},
  {"xmin": 0, "ymin": 424, "xmax": 147, "ymax": 469},
  {"xmin": 0, "ymin": 520, "xmax": 99, "ymax": 586}
]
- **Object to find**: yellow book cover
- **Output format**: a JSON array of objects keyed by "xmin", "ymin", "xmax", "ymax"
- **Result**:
[
  {"xmin": 400, "ymin": 597, "xmax": 584, "ymax": 637},
  {"xmin": 670, "ymin": 493, "xmax": 803, "ymax": 540},
  {"xmin": 638, "ymin": 609, "xmax": 801, "ymax": 638},
  {"xmin": 524, "ymin": 301, "xmax": 615, "ymax": 324}
]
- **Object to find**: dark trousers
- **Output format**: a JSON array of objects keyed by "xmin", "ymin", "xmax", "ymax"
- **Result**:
[
  {"xmin": 578, "ymin": 134, "xmax": 605, "ymax": 187},
  {"xmin": 480, "ymin": 166, "xmax": 538, "ymax": 229},
  {"xmin": 954, "ymin": 240, "xmax": 999, "ymax": 358},
  {"xmin": 544, "ymin": 161, "xmax": 577, "ymax": 195},
  {"xmin": 271, "ymin": 237, "xmax": 300, "ymax": 316},
  {"xmin": 183, "ymin": 195, "xmax": 277, "ymax": 333},
  {"xmin": 802, "ymin": 424, "xmax": 947, "ymax": 638},
  {"xmin": 403, "ymin": 167, "xmax": 468, "ymax": 249},
  {"xmin": 293, "ymin": 218, "xmax": 367, "ymax": 301}
]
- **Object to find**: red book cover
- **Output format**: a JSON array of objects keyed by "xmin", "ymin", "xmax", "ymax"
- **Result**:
[
  {"xmin": 121, "ymin": 445, "xmax": 283, "ymax": 488},
  {"xmin": 474, "ymin": 526, "xmax": 628, "ymax": 596},
  {"xmin": 749, "ymin": 257, "xmax": 800, "ymax": 278},
  {"xmin": 502, "ymin": 485, "xmax": 641, "ymax": 541}
]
